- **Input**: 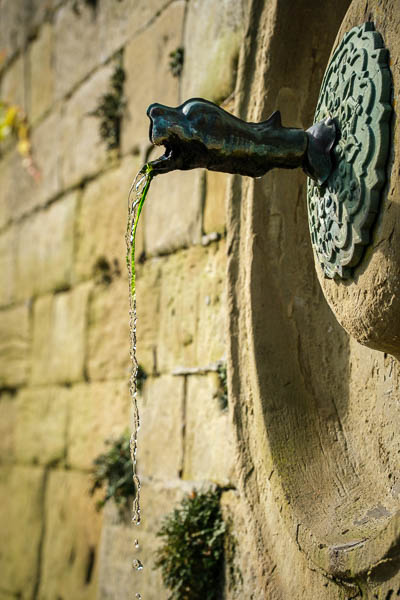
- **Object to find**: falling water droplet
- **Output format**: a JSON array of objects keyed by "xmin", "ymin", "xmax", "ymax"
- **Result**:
[
  {"xmin": 132, "ymin": 559, "xmax": 144, "ymax": 571},
  {"xmin": 134, "ymin": 539, "xmax": 139, "ymax": 549},
  {"xmin": 136, "ymin": 594, "xmax": 142, "ymax": 599}
]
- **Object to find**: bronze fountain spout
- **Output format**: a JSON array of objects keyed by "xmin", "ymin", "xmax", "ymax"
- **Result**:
[{"xmin": 146, "ymin": 98, "xmax": 336, "ymax": 186}]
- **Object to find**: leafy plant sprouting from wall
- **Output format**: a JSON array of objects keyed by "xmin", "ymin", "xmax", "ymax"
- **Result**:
[
  {"xmin": 90, "ymin": 432, "xmax": 135, "ymax": 514},
  {"xmin": 169, "ymin": 47, "xmax": 184, "ymax": 77},
  {"xmin": 0, "ymin": 100, "xmax": 40, "ymax": 180},
  {"xmin": 91, "ymin": 56, "xmax": 125, "ymax": 150},
  {"xmin": 154, "ymin": 489, "xmax": 226, "ymax": 600},
  {"xmin": 216, "ymin": 362, "xmax": 228, "ymax": 410}
]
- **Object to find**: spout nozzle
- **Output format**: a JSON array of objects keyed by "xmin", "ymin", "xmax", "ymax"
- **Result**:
[{"xmin": 304, "ymin": 117, "xmax": 337, "ymax": 185}]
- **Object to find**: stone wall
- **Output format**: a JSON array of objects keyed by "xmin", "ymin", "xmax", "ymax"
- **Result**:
[{"xmin": 0, "ymin": 1, "xmax": 244, "ymax": 598}]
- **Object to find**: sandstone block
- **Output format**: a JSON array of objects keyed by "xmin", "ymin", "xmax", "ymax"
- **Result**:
[
  {"xmin": 97, "ymin": 0, "xmax": 171, "ymax": 62},
  {"xmin": 0, "ymin": 110, "xmax": 60, "ymax": 225},
  {"xmin": 121, "ymin": 1, "xmax": 185, "ymax": 153},
  {"xmin": 61, "ymin": 63, "xmax": 114, "ymax": 187},
  {"xmin": 183, "ymin": 374, "xmax": 235, "ymax": 485},
  {"xmin": 0, "ymin": 226, "xmax": 17, "ymax": 307},
  {"xmin": 203, "ymin": 171, "xmax": 228, "ymax": 234},
  {"xmin": 16, "ymin": 192, "xmax": 77, "ymax": 300},
  {"xmin": 0, "ymin": 466, "xmax": 44, "ymax": 598},
  {"xmin": 0, "ymin": 0, "xmax": 56, "ymax": 64},
  {"xmin": 144, "ymin": 164, "xmax": 204, "ymax": 256},
  {"xmin": 98, "ymin": 481, "xmax": 188, "ymax": 600},
  {"xmin": 31, "ymin": 284, "xmax": 91, "ymax": 385},
  {"xmin": 29, "ymin": 23, "xmax": 54, "ymax": 123},
  {"xmin": 0, "ymin": 110, "xmax": 63, "ymax": 225},
  {"xmin": 67, "ymin": 380, "xmax": 131, "ymax": 470},
  {"xmin": 38, "ymin": 469, "xmax": 102, "ymax": 600},
  {"xmin": 30, "ymin": 108, "xmax": 63, "ymax": 208},
  {"xmin": 0, "ymin": 1, "xmax": 29, "ymax": 63},
  {"xmin": 0, "ymin": 303, "xmax": 29, "ymax": 387},
  {"xmin": 0, "ymin": 392, "xmax": 16, "ymax": 464},
  {"xmin": 135, "ymin": 258, "xmax": 162, "ymax": 374},
  {"xmin": 0, "ymin": 150, "xmax": 33, "ymax": 229},
  {"xmin": 0, "ymin": 156, "xmax": 13, "ymax": 230},
  {"xmin": 157, "ymin": 242, "xmax": 226, "ymax": 372},
  {"xmin": 0, "ymin": 54, "xmax": 25, "ymax": 108},
  {"xmin": 138, "ymin": 375, "xmax": 184, "ymax": 480},
  {"xmin": 181, "ymin": 0, "xmax": 245, "ymax": 102},
  {"xmin": 15, "ymin": 386, "xmax": 69, "ymax": 466},
  {"xmin": 88, "ymin": 278, "xmax": 131, "ymax": 381},
  {"xmin": 75, "ymin": 154, "xmax": 142, "ymax": 282},
  {"xmin": 53, "ymin": 2, "xmax": 101, "ymax": 100},
  {"xmin": 29, "ymin": 0, "xmax": 61, "ymax": 34}
]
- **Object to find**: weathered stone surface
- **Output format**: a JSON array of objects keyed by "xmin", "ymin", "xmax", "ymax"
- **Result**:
[
  {"xmin": 38, "ymin": 469, "xmax": 102, "ymax": 600},
  {"xmin": 29, "ymin": 0, "xmax": 62, "ymax": 34},
  {"xmin": 138, "ymin": 375, "xmax": 184, "ymax": 479},
  {"xmin": 224, "ymin": 0, "xmax": 400, "ymax": 596},
  {"xmin": 0, "ymin": 303, "xmax": 29, "ymax": 387},
  {"xmin": 0, "ymin": 109, "xmax": 63, "ymax": 226},
  {"xmin": 0, "ymin": 54, "xmax": 25, "ymax": 108},
  {"xmin": 61, "ymin": 63, "xmax": 114, "ymax": 187},
  {"xmin": 0, "ymin": 226, "xmax": 17, "ymax": 307},
  {"xmin": 31, "ymin": 284, "xmax": 91, "ymax": 385},
  {"xmin": 135, "ymin": 258, "xmax": 162, "ymax": 374},
  {"xmin": 16, "ymin": 192, "xmax": 77, "ymax": 300},
  {"xmin": 0, "ymin": 1, "xmax": 29, "ymax": 64},
  {"xmin": 97, "ymin": 480, "xmax": 190, "ymax": 600},
  {"xmin": 67, "ymin": 380, "xmax": 131, "ymax": 470},
  {"xmin": 0, "ymin": 0, "xmax": 58, "ymax": 64},
  {"xmin": 0, "ymin": 392, "xmax": 16, "ymax": 464},
  {"xmin": 29, "ymin": 23, "xmax": 54, "ymax": 123},
  {"xmin": 53, "ymin": 2, "xmax": 101, "ymax": 100},
  {"xmin": 0, "ymin": 466, "xmax": 44, "ymax": 598},
  {"xmin": 220, "ymin": 490, "xmax": 254, "ymax": 599},
  {"xmin": 0, "ymin": 154, "xmax": 15, "ymax": 230},
  {"xmin": 29, "ymin": 101, "xmax": 62, "ymax": 205},
  {"xmin": 144, "ymin": 165, "xmax": 204, "ymax": 256},
  {"xmin": 203, "ymin": 171, "xmax": 228, "ymax": 234},
  {"xmin": 183, "ymin": 374, "xmax": 234, "ymax": 485},
  {"xmin": 121, "ymin": 1, "xmax": 185, "ymax": 153},
  {"xmin": 15, "ymin": 386, "xmax": 69, "ymax": 466},
  {"xmin": 0, "ymin": 150, "xmax": 36, "ymax": 227},
  {"xmin": 88, "ymin": 278, "xmax": 131, "ymax": 381},
  {"xmin": 97, "ymin": 0, "xmax": 172, "ymax": 61},
  {"xmin": 75, "ymin": 154, "xmax": 142, "ymax": 281},
  {"xmin": 157, "ymin": 242, "xmax": 226, "ymax": 372},
  {"xmin": 181, "ymin": 0, "xmax": 245, "ymax": 102}
]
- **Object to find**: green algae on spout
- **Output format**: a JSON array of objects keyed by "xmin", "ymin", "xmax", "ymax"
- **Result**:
[{"xmin": 125, "ymin": 162, "xmax": 153, "ymax": 532}]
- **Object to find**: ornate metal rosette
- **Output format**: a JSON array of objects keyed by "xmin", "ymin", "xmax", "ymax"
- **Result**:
[{"xmin": 307, "ymin": 22, "xmax": 392, "ymax": 279}]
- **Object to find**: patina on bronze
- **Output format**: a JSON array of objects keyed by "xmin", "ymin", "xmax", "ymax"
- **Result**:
[
  {"xmin": 307, "ymin": 22, "xmax": 393, "ymax": 279},
  {"xmin": 147, "ymin": 98, "xmax": 336, "ymax": 185}
]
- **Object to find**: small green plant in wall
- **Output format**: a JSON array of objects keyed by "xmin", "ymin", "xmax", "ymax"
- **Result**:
[
  {"xmin": 91, "ymin": 57, "xmax": 125, "ymax": 150},
  {"xmin": 90, "ymin": 432, "xmax": 135, "ymax": 514},
  {"xmin": 154, "ymin": 488, "xmax": 226, "ymax": 600},
  {"xmin": 216, "ymin": 362, "xmax": 228, "ymax": 411},
  {"xmin": 169, "ymin": 47, "xmax": 184, "ymax": 77}
]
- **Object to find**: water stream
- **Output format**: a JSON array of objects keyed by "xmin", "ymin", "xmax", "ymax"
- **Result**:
[{"xmin": 125, "ymin": 163, "xmax": 154, "ymax": 596}]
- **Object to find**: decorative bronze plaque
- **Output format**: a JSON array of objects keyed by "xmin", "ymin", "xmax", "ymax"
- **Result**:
[{"xmin": 307, "ymin": 22, "xmax": 392, "ymax": 279}]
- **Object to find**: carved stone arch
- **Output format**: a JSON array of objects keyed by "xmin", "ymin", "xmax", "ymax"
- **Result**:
[{"xmin": 227, "ymin": 0, "xmax": 400, "ymax": 596}]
